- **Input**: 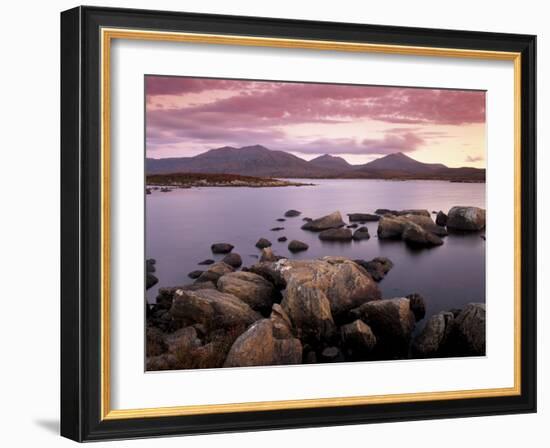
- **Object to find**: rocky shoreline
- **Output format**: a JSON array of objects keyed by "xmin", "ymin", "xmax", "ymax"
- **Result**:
[{"xmin": 146, "ymin": 205, "xmax": 486, "ymax": 370}]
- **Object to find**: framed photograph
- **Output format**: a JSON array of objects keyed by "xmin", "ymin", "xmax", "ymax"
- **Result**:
[{"xmin": 60, "ymin": 6, "xmax": 536, "ymax": 441}]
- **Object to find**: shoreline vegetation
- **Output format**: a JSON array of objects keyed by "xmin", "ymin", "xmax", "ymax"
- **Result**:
[
  {"xmin": 146, "ymin": 206, "xmax": 486, "ymax": 370},
  {"xmin": 146, "ymin": 172, "xmax": 314, "ymax": 189}
]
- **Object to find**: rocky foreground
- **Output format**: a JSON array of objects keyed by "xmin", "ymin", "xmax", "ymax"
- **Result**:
[{"xmin": 146, "ymin": 253, "xmax": 486, "ymax": 370}]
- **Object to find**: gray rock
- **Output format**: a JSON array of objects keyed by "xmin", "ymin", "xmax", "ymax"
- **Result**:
[
  {"xmin": 255, "ymin": 238, "xmax": 272, "ymax": 249},
  {"xmin": 446, "ymin": 303, "xmax": 486, "ymax": 355},
  {"xmin": 301, "ymin": 211, "xmax": 346, "ymax": 231},
  {"xmin": 352, "ymin": 226, "xmax": 370, "ymax": 241},
  {"xmin": 319, "ymin": 228, "xmax": 353, "ymax": 241},
  {"xmin": 446, "ymin": 206, "xmax": 486, "ymax": 231},
  {"xmin": 402, "ymin": 223, "xmax": 443, "ymax": 247},
  {"xmin": 320, "ymin": 346, "xmax": 342, "ymax": 362},
  {"xmin": 211, "ymin": 243, "xmax": 234, "ymax": 254},
  {"xmin": 222, "ymin": 252, "xmax": 243, "ymax": 268},
  {"xmin": 402, "ymin": 214, "xmax": 448, "ymax": 236},
  {"xmin": 288, "ymin": 240, "xmax": 309, "ymax": 252}
]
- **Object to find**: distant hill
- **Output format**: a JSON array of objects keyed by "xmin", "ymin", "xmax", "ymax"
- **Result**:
[
  {"xmin": 146, "ymin": 145, "xmax": 485, "ymax": 181},
  {"xmin": 309, "ymin": 154, "xmax": 352, "ymax": 171}
]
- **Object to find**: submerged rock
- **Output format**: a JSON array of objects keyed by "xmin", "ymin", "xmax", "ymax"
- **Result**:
[
  {"xmin": 198, "ymin": 259, "xmax": 215, "ymax": 266},
  {"xmin": 301, "ymin": 211, "xmax": 345, "ymax": 231},
  {"xmin": 270, "ymin": 227, "xmax": 285, "ymax": 231},
  {"xmin": 288, "ymin": 240, "xmax": 309, "ymax": 252},
  {"xmin": 319, "ymin": 228, "xmax": 353, "ymax": 241},
  {"xmin": 284, "ymin": 209, "xmax": 301, "ymax": 217},
  {"xmin": 352, "ymin": 226, "xmax": 370, "ymax": 241},
  {"xmin": 255, "ymin": 238, "xmax": 272, "ymax": 249},
  {"xmin": 277, "ymin": 236, "xmax": 288, "ymax": 242},
  {"xmin": 446, "ymin": 206, "xmax": 486, "ymax": 231},
  {"xmin": 276, "ymin": 218, "xmax": 286, "ymax": 222},
  {"xmin": 188, "ymin": 270, "xmax": 204, "ymax": 279},
  {"xmin": 347, "ymin": 213, "xmax": 380, "ymax": 222},
  {"xmin": 211, "ymin": 243, "xmax": 234, "ymax": 254}
]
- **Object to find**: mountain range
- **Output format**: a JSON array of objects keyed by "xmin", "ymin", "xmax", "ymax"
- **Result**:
[{"xmin": 146, "ymin": 145, "xmax": 485, "ymax": 181}]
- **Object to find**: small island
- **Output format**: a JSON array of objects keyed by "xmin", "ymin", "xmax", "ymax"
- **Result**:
[{"xmin": 146, "ymin": 172, "xmax": 314, "ymax": 188}]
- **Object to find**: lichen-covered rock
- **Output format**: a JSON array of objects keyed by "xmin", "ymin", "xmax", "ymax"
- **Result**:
[
  {"xmin": 217, "ymin": 271, "xmax": 275, "ymax": 313},
  {"xmin": 223, "ymin": 319, "xmax": 302, "ymax": 367},
  {"xmin": 301, "ymin": 211, "xmax": 345, "ymax": 231},
  {"xmin": 170, "ymin": 288, "xmax": 260, "ymax": 329},
  {"xmin": 270, "ymin": 303, "xmax": 294, "ymax": 339},
  {"xmin": 446, "ymin": 206, "xmax": 486, "ymax": 231}
]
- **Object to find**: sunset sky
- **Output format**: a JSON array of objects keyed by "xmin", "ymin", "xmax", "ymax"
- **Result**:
[{"xmin": 145, "ymin": 76, "xmax": 486, "ymax": 168}]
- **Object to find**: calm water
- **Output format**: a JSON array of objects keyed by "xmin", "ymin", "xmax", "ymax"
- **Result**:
[{"xmin": 146, "ymin": 179, "xmax": 486, "ymax": 330}]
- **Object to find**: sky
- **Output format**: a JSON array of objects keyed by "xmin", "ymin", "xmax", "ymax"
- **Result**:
[{"xmin": 145, "ymin": 76, "xmax": 486, "ymax": 168}]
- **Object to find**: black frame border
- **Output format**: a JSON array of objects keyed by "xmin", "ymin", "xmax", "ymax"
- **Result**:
[{"xmin": 61, "ymin": 6, "xmax": 536, "ymax": 442}]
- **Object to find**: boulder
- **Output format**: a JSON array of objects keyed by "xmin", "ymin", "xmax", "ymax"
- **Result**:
[
  {"xmin": 270, "ymin": 303, "xmax": 294, "ymax": 339},
  {"xmin": 301, "ymin": 211, "xmax": 346, "ymax": 231},
  {"xmin": 340, "ymin": 319, "xmax": 377, "ymax": 357},
  {"xmin": 347, "ymin": 213, "xmax": 380, "ymax": 222},
  {"xmin": 255, "ymin": 238, "xmax": 272, "ymax": 249},
  {"xmin": 217, "ymin": 271, "xmax": 276, "ymax": 313},
  {"xmin": 435, "ymin": 211, "xmax": 448, "ymax": 227},
  {"xmin": 355, "ymin": 298, "xmax": 416, "ymax": 352},
  {"xmin": 446, "ymin": 206, "xmax": 486, "ymax": 231},
  {"xmin": 275, "ymin": 257, "xmax": 381, "ymax": 320},
  {"xmin": 210, "ymin": 243, "xmax": 234, "ymax": 254},
  {"xmin": 354, "ymin": 257, "xmax": 393, "ymax": 282},
  {"xmin": 170, "ymin": 288, "xmax": 260, "ymax": 329},
  {"xmin": 352, "ymin": 226, "xmax": 370, "ymax": 241},
  {"xmin": 412, "ymin": 311, "xmax": 454, "ymax": 357},
  {"xmin": 195, "ymin": 262, "xmax": 234, "ymax": 284},
  {"xmin": 402, "ymin": 223, "xmax": 443, "ymax": 247},
  {"xmin": 402, "ymin": 214, "xmax": 448, "ymax": 236},
  {"xmin": 282, "ymin": 280, "xmax": 335, "ymax": 342},
  {"xmin": 223, "ymin": 319, "xmax": 302, "ymax": 367},
  {"xmin": 319, "ymin": 228, "xmax": 353, "ymax": 241},
  {"xmin": 377, "ymin": 215, "xmax": 408, "ymax": 239},
  {"xmin": 288, "ymin": 240, "xmax": 309, "ymax": 252},
  {"xmin": 222, "ymin": 252, "xmax": 243, "ymax": 268},
  {"xmin": 284, "ymin": 209, "xmax": 301, "ymax": 217},
  {"xmin": 445, "ymin": 303, "xmax": 486, "ymax": 355},
  {"xmin": 407, "ymin": 293, "xmax": 426, "ymax": 321},
  {"xmin": 188, "ymin": 270, "xmax": 204, "ymax": 279}
]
